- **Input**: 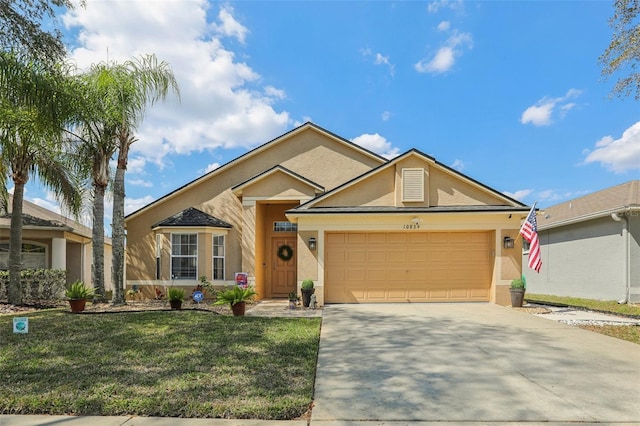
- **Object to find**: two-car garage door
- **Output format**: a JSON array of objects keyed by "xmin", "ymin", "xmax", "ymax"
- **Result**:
[{"xmin": 325, "ymin": 231, "xmax": 493, "ymax": 303}]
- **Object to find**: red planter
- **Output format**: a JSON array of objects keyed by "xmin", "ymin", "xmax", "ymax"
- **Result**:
[
  {"xmin": 68, "ymin": 299, "xmax": 86, "ymax": 313},
  {"xmin": 231, "ymin": 301, "xmax": 246, "ymax": 316}
]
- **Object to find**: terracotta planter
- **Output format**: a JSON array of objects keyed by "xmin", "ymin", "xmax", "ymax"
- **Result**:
[
  {"xmin": 510, "ymin": 288, "xmax": 526, "ymax": 307},
  {"xmin": 301, "ymin": 288, "xmax": 315, "ymax": 307},
  {"xmin": 169, "ymin": 299, "xmax": 182, "ymax": 310},
  {"xmin": 68, "ymin": 299, "xmax": 86, "ymax": 313},
  {"xmin": 231, "ymin": 301, "xmax": 246, "ymax": 316}
]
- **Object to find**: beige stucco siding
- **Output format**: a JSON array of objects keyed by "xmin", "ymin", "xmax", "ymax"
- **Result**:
[
  {"xmin": 314, "ymin": 167, "xmax": 396, "ymax": 208},
  {"xmin": 125, "ymin": 126, "xmax": 385, "ymax": 286},
  {"xmin": 430, "ymin": 168, "xmax": 506, "ymax": 206},
  {"xmin": 294, "ymin": 212, "xmax": 523, "ymax": 305}
]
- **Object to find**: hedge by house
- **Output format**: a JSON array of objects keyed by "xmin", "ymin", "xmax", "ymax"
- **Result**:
[{"xmin": 0, "ymin": 269, "xmax": 67, "ymax": 301}]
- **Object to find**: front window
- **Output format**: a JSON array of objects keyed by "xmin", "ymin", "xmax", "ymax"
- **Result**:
[
  {"xmin": 171, "ymin": 233, "xmax": 197, "ymax": 279},
  {"xmin": 212, "ymin": 234, "xmax": 225, "ymax": 280},
  {"xmin": 0, "ymin": 242, "xmax": 46, "ymax": 269}
]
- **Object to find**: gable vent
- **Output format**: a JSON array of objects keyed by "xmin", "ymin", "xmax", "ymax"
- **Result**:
[{"xmin": 402, "ymin": 168, "xmax": 424, "ymax": 202}]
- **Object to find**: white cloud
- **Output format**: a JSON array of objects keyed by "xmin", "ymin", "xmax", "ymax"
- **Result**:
[
  {"xmin": 503, "ymin": 189, "xmax": 533, "ymax": 201},
  {"xmin": 520, "ymin": 89, "xmax": 582, "ymax": 126},
  {"xmin": 437, "ymin": 21, "xmax": 451, "ymax": 31},
  {"xmin": 520, "ymin": 103, "xmax": 555, "ymax": 127},
  {"xmin": 374, "ymin": 53, "xmax": 395, "ymax": 76},
  {"xmin": 201, "ymin": 162, "xmax": 221, "ymax": 174},
  {"xmin": 63, "ymin": 1, "xmax": 290, "ymax": 169},
  {"xmin": 582, "ymin": 121, "xmax": 640, "ymax": 173},
  {"xmin": 31, "ymin": 197, "xmax": 61, "ymax": 215},
  {"xmin": 450, "ymin": 159, "xmax": 465, "ymax": 171},
  {"xmin": 129, "ymin": 179, "xmax": 153, "ymax": 188},
  {"xmin": 415, "ymin": 31, "xmax": 472, "ymax": 74},
  {"xmin": 351, "ymin": 133, "xmax": 400, "ymax": 159},
  {"xmin": 212, "ymin": 5, "xmax": 249, "ymax": 44},
  {"xmin": 361, "ymin": 48, "xmax": 395, "ymax": 76},
  {"xmin": 427, "ymin": 0, "xmax": 464, "ymax": 14},
  {"xmin": 381, "ymin": 111, "xmax": 392, "ymax": 121},
  {"xmin": 125, "ymin": 195, "xmax": 156, "ymax": 216}
]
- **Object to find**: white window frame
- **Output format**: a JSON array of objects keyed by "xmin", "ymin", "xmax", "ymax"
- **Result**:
[
  {"xmin": 212, "ymin": 234, "xmax": 225, "ymax": 281},
  {"xmin": 170, "ymin": 233, "xmax": 198, "ymax": 280}
]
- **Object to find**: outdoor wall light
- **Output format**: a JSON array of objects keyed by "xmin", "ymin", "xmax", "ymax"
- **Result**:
[
  {"xmin": 308, "ymin": 237, "xmax": 317, "ymax": 250},
  {"xmin": 503, "ymin": 236, "xmax": 515, "ymax": 249}
]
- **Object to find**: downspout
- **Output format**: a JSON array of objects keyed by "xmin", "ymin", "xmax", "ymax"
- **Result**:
[{"xmin": 611, "ymin": 212, "xmax": 630, "ymax": 304}]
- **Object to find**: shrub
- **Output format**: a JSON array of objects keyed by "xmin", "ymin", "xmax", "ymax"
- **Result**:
[
  {"xmin": 168, "ymin": 287, "xmax": 185, "ymax": 301},
  {"xmin": 0, "ymin": 269, "xmax": 67, "ymax": 301},
  {"xmin": 301, "ymin": 279, "xmax": 314, "ymax": 290},
  {"xmin": 65, "ymin": 280, "xmax": 96, "ymax": 300}
]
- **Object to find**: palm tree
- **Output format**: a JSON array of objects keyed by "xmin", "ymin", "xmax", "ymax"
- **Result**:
[
  {"xmin": 82, "ymin": 55, "xmax": 178, "ymax": 305},
  {"xmin": 69, "ymin": 65, "xmax": 121, "ymax": 303},
  {"xmin": 0, "ymin": 51, "xmax": 82, "ymax": 305}
]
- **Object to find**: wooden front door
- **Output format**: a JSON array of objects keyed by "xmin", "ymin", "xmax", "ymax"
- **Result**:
[{"xmin": 271, "ymin": 237, "xmax": 296, "ymax": 296}]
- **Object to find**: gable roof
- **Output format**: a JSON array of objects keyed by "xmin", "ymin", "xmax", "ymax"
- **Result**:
[
  {"xmin": 126, "ymin": 122, "xmax": 387, "ymax": 221},
  {"xmin": 232, "ymin": 165, "xmax": 325, "ymax": 196},
  {"xmin": 152, "ymin": 207, "xmax": 233, "ymax": 229},
  {"xmin": 537, "ymin": 180, "xmax": 640, "ymax": 229},
  {"xmin": 291, "ymin": 148, "xmax": 528, "ymax": 215}
]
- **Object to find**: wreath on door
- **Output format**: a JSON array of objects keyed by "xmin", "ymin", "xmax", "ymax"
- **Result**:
[{"xmin": 277, "ymin": 244, "xmax": 294, "ymax": 261}]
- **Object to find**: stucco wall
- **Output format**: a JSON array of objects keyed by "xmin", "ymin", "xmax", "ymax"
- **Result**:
[
  {"xmin": 125, "ymin": 125, "xmax": 384, "ymax": 289},
  {"xmin": 524, "ymin": 216, "xmax": 628, "ymax": 301}
]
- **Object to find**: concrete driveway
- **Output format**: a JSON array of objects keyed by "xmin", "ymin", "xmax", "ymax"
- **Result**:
[{"xmin": 311, "ymin": 303, "xmax": 640, "ymax": 424}]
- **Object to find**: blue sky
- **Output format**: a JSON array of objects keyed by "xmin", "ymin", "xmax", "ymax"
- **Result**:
[{"xmin": 25, "ymin": 1, "xmax": 639, "ymax": 226}]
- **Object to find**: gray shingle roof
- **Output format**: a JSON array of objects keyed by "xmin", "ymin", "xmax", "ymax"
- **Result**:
[
  {"xmin": 537, "ymin": 180, "xmax": 639, "ymax": 229},
  {"xmin": 152, "ymin": 207, "xmax": 233, "ymax": 228}
]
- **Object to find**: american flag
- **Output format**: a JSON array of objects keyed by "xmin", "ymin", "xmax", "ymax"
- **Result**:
[{"xmin": 520, "ymin": 204, "xmax": 542, "ymax": 273}]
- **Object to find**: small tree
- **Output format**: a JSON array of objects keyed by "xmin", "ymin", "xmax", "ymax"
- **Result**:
[{"xmin": 600, "ymin": 0, "xmax": 640, "ymax": 99}]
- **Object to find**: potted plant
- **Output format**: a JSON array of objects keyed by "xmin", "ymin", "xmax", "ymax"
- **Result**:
[
  {"xmin": 301, "ymin": 279, "xmax": 315, "ymax": 307},
  {"xmin": 510, "ymin": 276, "xmax": 526, "ymax": 307},
  {"xmin": 214, "ymin": 285, "xmax": 257, "ymax": 316},
  {"xmin": 168, "ymin": 287, "xmax": 185, "ymax": 310},
  {"xmin": 288, "ymin": 291, "xmax": 299, "ymax": 310},
  {"xmin": 65, "ymin": 280, "xmax": 95, "ymax": 313}
]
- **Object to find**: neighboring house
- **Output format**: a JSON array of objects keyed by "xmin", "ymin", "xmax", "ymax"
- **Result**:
[
  {"xmin": 0, "ymin": 196, "xmax": 112, "ymax": 289},
  {"xmin": 125, "ymin": 122, "xmax": 529, "ymax": 305},
  {"xmin": 524, "ymin": 180, "xmax": 640, "ymax": 303}
]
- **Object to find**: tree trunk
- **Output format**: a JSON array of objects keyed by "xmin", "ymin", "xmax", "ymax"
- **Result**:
[
  {"xmin": 92, "ymin": 183, "xmax": 106, "ymax": 303},
  {"xmin": 111, "ymin": 154, "xmax": 126, "ymax": 305},
  {"xmin": 8, "ymin": 182, "xmax": 25, "ymax": 305}
]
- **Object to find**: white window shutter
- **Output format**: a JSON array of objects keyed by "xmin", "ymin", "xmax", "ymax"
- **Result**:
[{"xmin": 402, "ymin": 168, "xmax": 424, "ymax": 202}]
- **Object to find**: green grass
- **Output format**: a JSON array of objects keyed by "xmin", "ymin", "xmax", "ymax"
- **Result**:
[
  {"xmin": 526, "ymin": 293, "xmax": 640, "ymax": 317},
  {"xmin": 0, "ymin": 310, "xmax": 321, "ymax": 419},
  {"xmin": 527, "ymin": 293, "xmax": 640, "ymax": 345}
]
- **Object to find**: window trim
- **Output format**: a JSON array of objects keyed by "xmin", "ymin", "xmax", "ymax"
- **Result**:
[
  {"xmin": 170, "ymin": 233, "xmax": 198, "ymax": 280},
  {"xmin": 212, "ymin": 234, "xmax": 225, "ymax": 281}
]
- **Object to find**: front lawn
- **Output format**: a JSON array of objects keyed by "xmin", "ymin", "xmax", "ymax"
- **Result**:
[{"xmin": 0, "ymin": 310, "xmax": 321, "ymax": 419}]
